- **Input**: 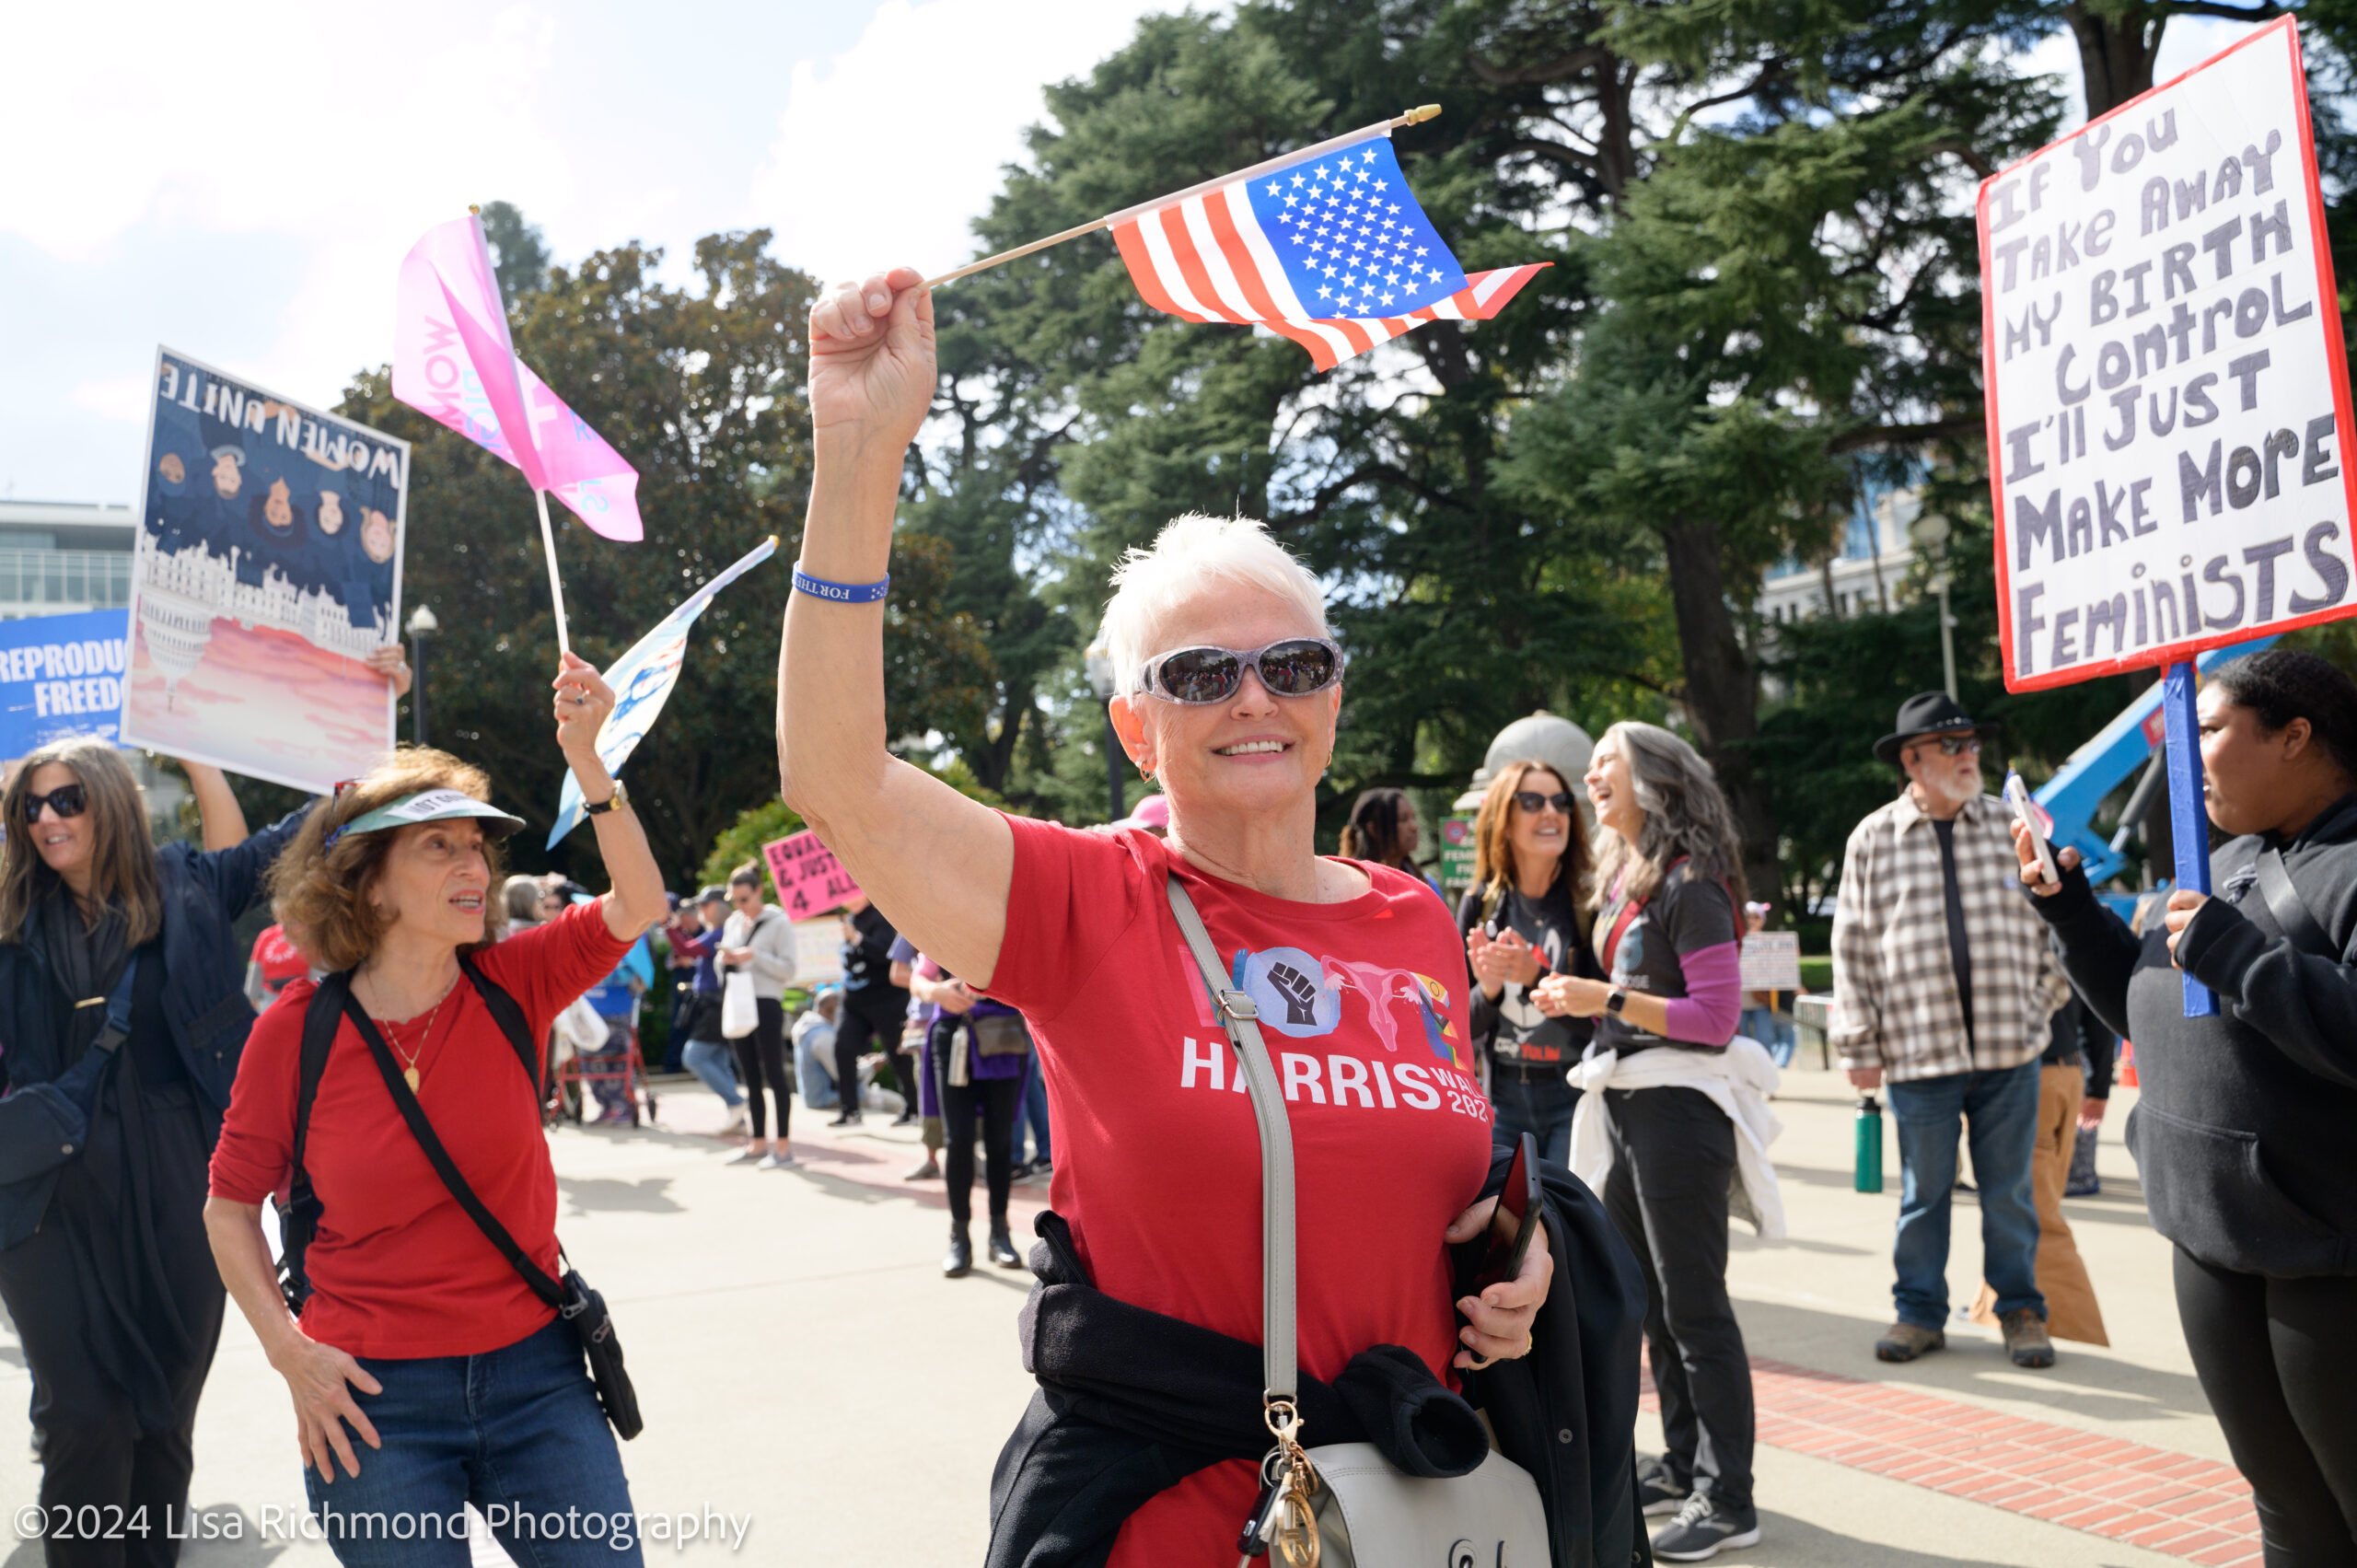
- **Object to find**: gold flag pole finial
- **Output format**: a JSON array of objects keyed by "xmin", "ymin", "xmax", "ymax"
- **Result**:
[
  {"xmin": 1402, "ymin": 104, "xmax": 1441, "ymax": 124},
  {"xmin": 469, "ymin": 203, "xmax": 481, "ymax": 215}
]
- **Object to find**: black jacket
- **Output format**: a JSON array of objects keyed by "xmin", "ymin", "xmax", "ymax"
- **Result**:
[
  {"xmin": 2030, "ymin": 793, "xmax": 2357, "ymax": 1276},
  {"xmin": 1455, "ymin": 882, "xmax": 1603, "ymax": 1068},
  {"xmin": 0, "ymin": 807, "xmax": 305, "ymax": 1249},
  {"xmin": 986, "ymin": 1151, "xmax": 1652, "ymax": 1568}
]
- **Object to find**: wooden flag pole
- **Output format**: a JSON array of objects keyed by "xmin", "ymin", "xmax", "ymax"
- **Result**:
[{"xmin": 923, "ymin": 104, "xmax": 1443, "ymax": 289}]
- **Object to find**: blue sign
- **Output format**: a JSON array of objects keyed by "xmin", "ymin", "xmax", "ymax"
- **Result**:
[{"xmin": 0, "ymin": 610, "xmax": 131, "ymax": 758}]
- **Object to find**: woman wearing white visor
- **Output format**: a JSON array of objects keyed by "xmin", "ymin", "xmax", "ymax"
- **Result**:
[{"xmin": 204, "ymin": 653, "xmax": 667, "ymax": 1566}]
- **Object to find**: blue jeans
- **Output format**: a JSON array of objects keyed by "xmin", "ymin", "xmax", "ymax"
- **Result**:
[
  {"xmin": 304, "ymin": 1315, "xmax": 640, "ymax": 1565},
  {"xmin": 681, "ymin": 1037, "xmax": 741, "ymax": 1107},
  {"xmin": 795, "ymin": 1029, "xmax": 839, "ymax": 1110},
  {"xmin": 1737, "ymin": 1005, "xmax": 1794, "ymax": 1067},
  {"xmin": 1017, "ymin": 1054, "xmax": 1051, "ymax": 1166},
  {"xmin": 1488, "ymin": 1065, "xmax": 1576, "ymax": 1167},
  {"xmin": 1887, "ymin": 1060, "xmax": 2044, "ymax": 1330}
]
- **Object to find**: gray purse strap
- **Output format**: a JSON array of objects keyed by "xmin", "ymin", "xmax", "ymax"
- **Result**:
[
  {"xmin": 2256, "ymin": 846, "xmax": 2336, "ymax": 959},
  {"xmin": 1165, "ymin": 874, "xmax": 1298, "ymax": 1400}
]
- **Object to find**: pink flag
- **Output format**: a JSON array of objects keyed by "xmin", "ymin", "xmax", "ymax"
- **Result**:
[{"xmin": 392, "ymin": 215, "xmax": 643, "ymax": 541}]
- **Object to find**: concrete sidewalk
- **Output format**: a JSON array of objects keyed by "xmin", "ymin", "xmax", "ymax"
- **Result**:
[{"xmin": 1, "ymin": 1061, "xmax": 2247, "ymax": 1567}]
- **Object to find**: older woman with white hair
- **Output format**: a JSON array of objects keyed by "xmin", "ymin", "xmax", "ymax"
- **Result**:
[{"xmin": 777, "ymin": 268, "xmax": 1558, "ymax": 1564}]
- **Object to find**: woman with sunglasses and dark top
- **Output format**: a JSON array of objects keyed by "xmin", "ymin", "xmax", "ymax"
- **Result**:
[
  {"xmin": 777, "ymin": 269, "xmax": 1556, "ymax": 1564},
  {"xmin": 0, "ymin": 741, "xmax": 308, "ymax": 1567},
  {"xmin": 1457, "ymin": 761, "xmax": 1600, "ymax": 1166},
  {"xmin": 2016, "ymin": 649, "xmax": 2357, "ymax": 1566},
  {"xmin": 205, "ymin": 655, "xmax": 666, "ymax": 1567}
]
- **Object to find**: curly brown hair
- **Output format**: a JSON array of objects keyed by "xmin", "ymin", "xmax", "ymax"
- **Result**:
[{"xmin": 267, "ymin": 749, "xmax": 507, "ymax": 973}]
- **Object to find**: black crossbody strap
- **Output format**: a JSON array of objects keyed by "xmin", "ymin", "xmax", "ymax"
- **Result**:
[
  {"xmin": 291, "ymin": 972, "xmax": 348, "ymax": 1179},
  {"xmin": 336, "ymin": 987, "xmax": 566, "ymax": 1308},
  {"xmin": 2256, "ymin": 847, "xmax": 2336, "ymax": 959},
  {"xmin": 459, "ymin": 955, "xmax": 542, "ymax": 1096},
  {"xmin": 280, "ymin": 972, "xmax": 352, "ymax": 1312}
]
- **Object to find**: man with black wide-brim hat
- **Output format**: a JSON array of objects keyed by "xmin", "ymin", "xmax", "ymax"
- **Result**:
[{"xmin": 1829, "ymin": 693, "xmax": 2073, "ymax": 1369}]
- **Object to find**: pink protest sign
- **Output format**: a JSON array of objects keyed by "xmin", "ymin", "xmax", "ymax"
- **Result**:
[
  {"xmin": 762, "ymin": 830, "xmax": 863, "ymax": 919},
  {"xmin": 391, "ymin": 214, "xmax": 644, "ymax": 540}
]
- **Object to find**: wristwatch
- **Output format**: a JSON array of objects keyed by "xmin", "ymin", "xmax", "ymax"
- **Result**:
[
  {"xmin": 583, "ymin": 780, "xmax": 631, "ymax": 817},
  {"xmin": 1605, "ymin": 987, "xmax": 1630, "ymax": 1016}
]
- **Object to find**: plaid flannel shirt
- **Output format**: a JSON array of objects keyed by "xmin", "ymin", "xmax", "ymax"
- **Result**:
[{"xmin": 1829, "ymin": 790, "xmax": 2070, "ymax": 1083}]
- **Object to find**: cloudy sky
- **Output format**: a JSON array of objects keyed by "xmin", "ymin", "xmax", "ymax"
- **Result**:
[{"xmin": 0, "ymin": 3, "xmax": 2260, "ymax": 507}]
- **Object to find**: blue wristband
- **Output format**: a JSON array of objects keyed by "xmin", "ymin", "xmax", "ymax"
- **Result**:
[{"xmin": 792, "ymin": 567, "xmax": 891, "ymax": 604}]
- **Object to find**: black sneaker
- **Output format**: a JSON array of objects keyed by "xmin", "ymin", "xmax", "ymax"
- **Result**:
[
  {"xmin": 1636, "ymin": 1456, "xmax": 1690, "ymax": 1517},
  {"xmin": 1651, "ymin": 1494, "xmax": 1759, "ymax": 1562}
]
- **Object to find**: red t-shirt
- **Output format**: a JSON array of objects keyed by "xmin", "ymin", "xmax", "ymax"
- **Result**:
[
  {"xmin": 210, "ymin": 901, "xmax": 631, "ymax": 1359},
  {"xmin": 989, "ymin": 819, "xmax": 1492, "ymax": 1565}
]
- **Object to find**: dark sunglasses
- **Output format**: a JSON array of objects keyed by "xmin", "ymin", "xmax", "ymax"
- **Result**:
[
  {"xmin": 1913, "ymin": 735, "xmax": 1982, "ymax": 758},
  {"xmin": 1513, "ymin": 790, "xmax": 1574, "ymax": 815},
  {"xmin": 17, "ymin": 784, "xmax": 88, "ymax": 823},
  {"xmin": 1133, "ymin": 638, "xmax": 1344, "ymax": 705}
]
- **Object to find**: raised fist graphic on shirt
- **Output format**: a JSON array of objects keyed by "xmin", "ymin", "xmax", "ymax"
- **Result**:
[{"xmin": 1266, "ymin": 960, "xmax": 1321, "ymax": 1026}]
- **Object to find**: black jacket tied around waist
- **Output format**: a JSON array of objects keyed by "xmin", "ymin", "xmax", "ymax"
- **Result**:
[{"xmin": 986, "ymin": 1152, "xmax": 1653, "ymax": 1568}]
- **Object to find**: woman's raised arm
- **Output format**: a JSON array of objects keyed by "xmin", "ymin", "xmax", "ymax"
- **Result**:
[
  {"xmin": 552, "ymin": 655, "xmax": 668, "ymax": 941},
  {"xmin": 777, "ymin": 268, "xmax": 1011, "ymax": 986}
]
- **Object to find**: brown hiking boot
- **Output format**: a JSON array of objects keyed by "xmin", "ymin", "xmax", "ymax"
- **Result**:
[
  {"xmin": 1875, "ymin": 1322, "xmax": 1945, "ymax": 1363},
  {"xmin": 2000, "ymin": 1309, "xmax": 2055, "ymax": 1368}
]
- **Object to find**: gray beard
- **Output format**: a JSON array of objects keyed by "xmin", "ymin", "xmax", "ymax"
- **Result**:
[{"xmin": 1916, "ymin": 772, "xmax": 1980, "ymax": 811}]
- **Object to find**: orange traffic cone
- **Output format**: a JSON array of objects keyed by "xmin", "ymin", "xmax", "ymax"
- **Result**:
[{"xmin": 2119, "ymin": 1040, "xmax": 2138, "ymax": 1087}]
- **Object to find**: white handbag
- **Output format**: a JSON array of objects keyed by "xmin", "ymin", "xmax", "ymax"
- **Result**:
[
  {"xmin": 720, "ymin": 970, "xmax": 759, "ymax": 1040},
  {"xmin": 1164, "ymin": 877, "xmax": 1550, "ymax": 1568}
]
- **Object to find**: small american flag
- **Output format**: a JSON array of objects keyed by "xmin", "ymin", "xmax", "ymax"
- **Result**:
[{"xmin": 1109, "ymin": 134, "xmax": 1545, "ymax": 371}]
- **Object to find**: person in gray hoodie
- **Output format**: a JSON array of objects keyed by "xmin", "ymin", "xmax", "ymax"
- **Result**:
[{"xmin": 719, "ymin": 863, "xmax": 800, "ymax": 1168}]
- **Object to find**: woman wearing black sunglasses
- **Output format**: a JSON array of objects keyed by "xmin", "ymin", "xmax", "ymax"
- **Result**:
[
  {"xmin": 1460, "ymin": 761, "xmax": 1600, "ymax": 1167},
  {"xmin": 0, "ymin": 738, "xmax": 309, "ymax": 1566},
  {"xmin": 778, "ymin": 269, "xmax": 1582, "ymax": 1565}
]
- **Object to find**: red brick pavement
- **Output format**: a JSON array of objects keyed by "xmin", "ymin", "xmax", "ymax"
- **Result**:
[{"xmin": 1643, "ymin": 1356, "xmax": 2261, "ymax": 1564}]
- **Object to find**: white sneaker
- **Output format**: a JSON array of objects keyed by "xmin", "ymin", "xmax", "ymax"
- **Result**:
[
  {"xmin": 759, "ymin": 1150, "xmax": 798, "ymax": 1169},
  {"xmin": 721, "ymin": 1104, "xmax": 750, "ymax": 1135},
  {"xmin": 725, "ymin": 1147, "xmax": 764, "ymax": 1166}
]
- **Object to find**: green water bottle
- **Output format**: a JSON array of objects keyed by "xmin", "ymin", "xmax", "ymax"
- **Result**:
[{"xmin": 1854, "ymin": 1095, "xmax": 1885, "ymax": 1193}]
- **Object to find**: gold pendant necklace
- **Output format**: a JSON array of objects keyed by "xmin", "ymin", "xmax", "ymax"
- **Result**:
[{"xmin": 365, "ymin": 976, "xmax": 447, "ymax": 1094}]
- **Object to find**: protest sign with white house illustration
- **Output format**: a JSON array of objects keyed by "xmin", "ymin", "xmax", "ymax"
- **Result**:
[{"xmin": 1979, "ymin": 16, "xmax": 2357, "ymax": 1011}]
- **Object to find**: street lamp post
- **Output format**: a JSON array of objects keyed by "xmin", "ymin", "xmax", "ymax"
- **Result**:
[
  {"xmin": 1084, "ymin": 638, "xmax": 1124, "ymax": 824},
  {"xmin": 404, "ymin": 603, "xmax": 439, "ymax": 747},
  {"xmin": 1909, "ymin": 512, "xmax": 1958, "ymax": 701}
]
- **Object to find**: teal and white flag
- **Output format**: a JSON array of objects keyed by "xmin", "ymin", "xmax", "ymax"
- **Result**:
[{"xmin": 548, "ymin": 536, "xmax": 777, "ymax": 847}]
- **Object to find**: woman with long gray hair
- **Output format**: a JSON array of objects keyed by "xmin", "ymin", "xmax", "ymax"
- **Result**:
[
  {"xmin": 0, "ymin": 740, "xmax": 307, "ymax": 1566},
  {"xmin": 1535, "ymin": 720, "xmax": 1759, "ymax": 1562}
]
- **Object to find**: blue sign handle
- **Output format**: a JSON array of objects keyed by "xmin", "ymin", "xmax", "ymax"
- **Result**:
[{"xmin": 2162, "ymin": 660, "xmax": 2216, "ymax": 1017}]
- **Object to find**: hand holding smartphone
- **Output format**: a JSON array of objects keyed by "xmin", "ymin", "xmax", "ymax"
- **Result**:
[
  {"xmin": 1469, "ymin": 1132, "xmax": 1542, "ymax": 1297},
  {"xmin": 2005, "ymin": 769, "xmax": 2059, "ymax": 889}
]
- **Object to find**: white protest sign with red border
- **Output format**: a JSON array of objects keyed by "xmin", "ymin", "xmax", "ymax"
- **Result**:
[
  {"xmin": 761, "ymin": 829, "xmax": 863, "ymax": 920},
  {"xmin": 1980, "ymin": 16, "xmax": 2357, "ymax": 692}
]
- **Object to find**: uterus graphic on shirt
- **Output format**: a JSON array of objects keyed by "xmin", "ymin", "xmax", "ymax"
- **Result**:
[{"xmin": 1227, "ymin": 944, "xmax": 1463, "ymax": 1068}]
